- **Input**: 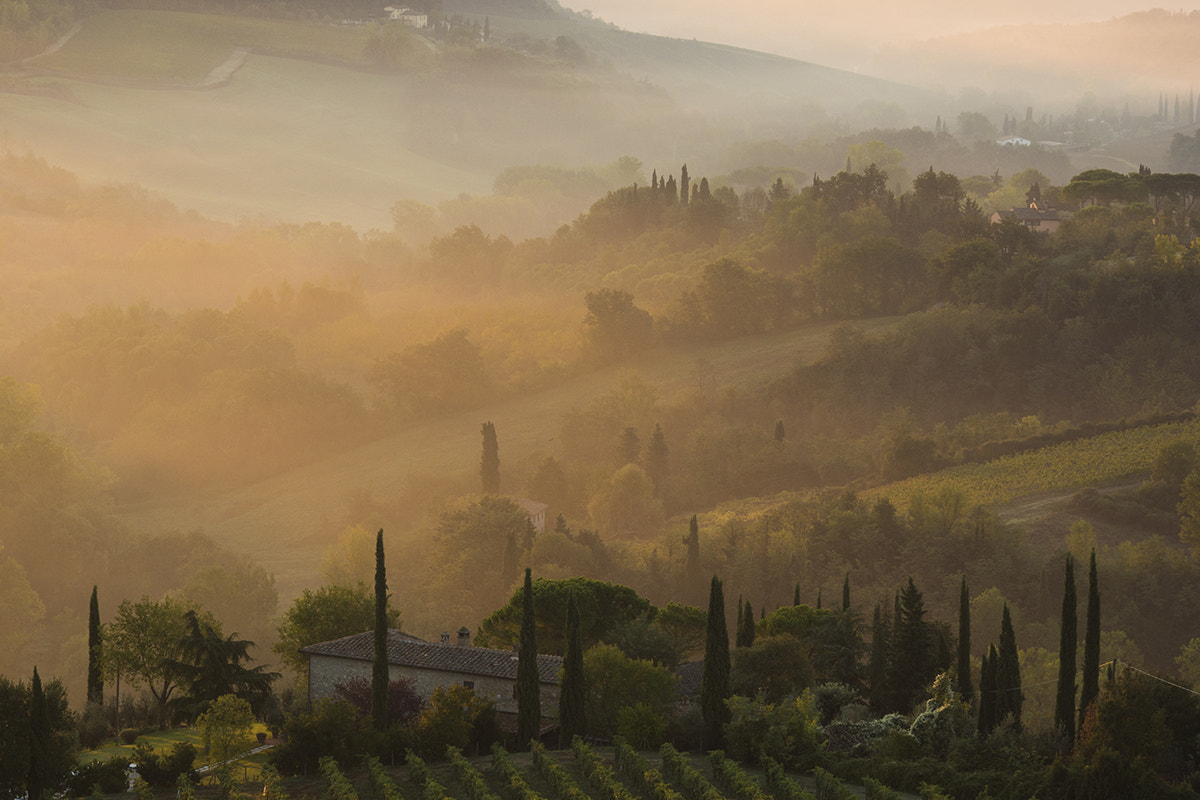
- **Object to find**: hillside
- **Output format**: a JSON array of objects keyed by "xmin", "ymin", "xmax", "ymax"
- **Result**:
[
  {"xmin": 0, "ymin": 6, "xmax": 931, "ymax": 233},
  {"xmin": 110, "ymin": 317, "xmax": 899, "ymax": 603}
]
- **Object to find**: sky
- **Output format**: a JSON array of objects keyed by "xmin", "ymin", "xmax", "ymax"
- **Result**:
[{"xmin": 574, "ymin": 0, "xmax": 1200, "ymax": 72}]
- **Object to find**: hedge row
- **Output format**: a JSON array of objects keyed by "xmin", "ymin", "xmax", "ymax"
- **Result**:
[
  {"xmin": 658, "ymin": 744, "xmax": 725, "ymax": 800},
  {"xmin": 706, "ymin": 752, "xmax": 770, "ymax": 800},
  {"xmin": 320, "ymin": 756, "xmax": 360, "ymax": 800},
  {"xmin": 570, "ymin": 736, "xmax": 637, "ymax": 800},
  {"xmin": 447, "ymin": 746, "xmax": 503, "ymax": 800}
]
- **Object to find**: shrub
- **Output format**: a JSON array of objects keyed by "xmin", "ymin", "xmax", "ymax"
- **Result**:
[
  {"xmin": 68, "ymin": 756, "xmax": 130, "ymax": 797},
  {"xmin": 77, "ymin": 702, "xmax": 111, "ymax": 751},
  {"xmin": 270, "ymin": 698, "xmax": 370, "ymax": 775},
  {"xmin": 119, "ymin": 728, "xmax": 140, "ymax": 745},
  {"xmin": 724, "ymin": 691, "xmax": 824, "ymax": 769},
  {"xmin": 616, "ymin": 703, "xmax": 667, "ymax": 750},
  {"xmin": 132, "ymin": 742, "xmax": 197, "ymax": 788}
]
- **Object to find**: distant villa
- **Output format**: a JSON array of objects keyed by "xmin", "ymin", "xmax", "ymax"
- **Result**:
[{"xmin": 383, "ymin": 7, "xmax": 428, "ymax": 27}]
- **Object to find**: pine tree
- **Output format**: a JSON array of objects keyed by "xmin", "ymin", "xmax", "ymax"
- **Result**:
[
  {"xmin": 481, "ymin": 421, "xmax": 500, "ymax": 494},
  {"xmin": 889, "ymin": 577, "xmax": 933, "ymax": 713},
  {"xmin": 88, "ymin": 585, "xmax": 103, "ymax": 706},
  {"xmin": 1080, "ymin": 548, "xmax": 1101, "ymax": 722},
  {"xmin": 996, "ymin": 604, "xmax": 1022, "ymax": 728},
  {"xmin": 957, "ymin": 577, "xmax": 973, "ymax": 704},
  {"xmin": 680, "ymin": 164, "xmax": 690, "ymax": 206},
  {"xmin": 517, "ymin": 568, "xmax": 540, "ymax": 748},
  {"xmin": 978, "ymin": 645, "xmax": 998, "ymax": 735},
  {"xmin": 29, "ymin": 666, "xmax": 50, "ymax": 800},
  {"xmin": 1054, "ymin": 555, "xmax": 1078, "ymax": 740},
  {"xmin": 558, "ymin": 593, "xmax": 585, "ymax": 744},
  {"xmin": 842, "ymin": 574, "xmax": 850, "ymax": 611},
  {"xmin": 372, "ymin": 529, "xmax": 389, "ymax": 731},
  {"xmin": 737, "ymin": 599, "xmax": 755, "ymax": 648},
  {"xmin": 700, "ymin": 575, "xmax": 730, "ymax": 749}
]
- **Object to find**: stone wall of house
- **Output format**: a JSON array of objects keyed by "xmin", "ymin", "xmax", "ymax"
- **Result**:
[{"xmin": 308, "ymin": 654, "xmax": 559, "ymax": 715}]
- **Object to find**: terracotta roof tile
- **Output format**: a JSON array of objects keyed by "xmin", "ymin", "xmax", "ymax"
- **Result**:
[{"xmin": 301, "ymin": 629, "xmax": 562, "ymax": 684}]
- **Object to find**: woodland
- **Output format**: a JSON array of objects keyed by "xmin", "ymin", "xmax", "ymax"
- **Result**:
[{"xmin": 4, "ymin": 0, "xmax": 1200, "ymax": 797}]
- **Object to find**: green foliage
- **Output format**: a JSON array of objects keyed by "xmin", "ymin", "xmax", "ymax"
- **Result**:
[
  {"xmin": 732, "ymin": 636, "xmax": 815, "ymax": 703},
  {"xmin": 529, "ymin": 742, "xmax": 588, "ymax": 800},
  {"xmin": 271, "ymin": 699, "xmax": 368, "ymax": 775},
  {"xmin": 723, "ymin": 692, "xmax": 824, "ymax": 769},
  {"xmin": 582, "ymin": 643, "xmax": 677, "ymax": 739},
  {"xmin": 476, "ymin": 577, "xmax": 652, "ymax": 655},
  {"xmin": 131, "ymin": 742, "xmax": 197, "ymax": 789},
  {"xmin": 517, "ymin": 568, "xmax": 541, "ymax": 749},
  {"xmin": 811, "ymin": 767, "xmax": 857, "ymax": 800},
  {"xmin": 412, "ymin": 685, "xmax": 499, "ymax": 761},
  {"xmin": 706, "ymin": 751, "xmax": 771, "ymax": 800},
  {"xmin": 373, "ymin": 529, "xmax": 389, "ymax": 732},
  {"xmin": 701, "ymin": 576, "xmax": 731, "ymax": 750},
  {"xmin": 68, "ymin": 757, "xmax": 131, "ymax": 797},
  {"xmin": 1054, "ymin": 555, "xmax": 1078, "ymax": 740},
  {"xmin": 364, "ymin": 756, "xmax": 405, "ymax": 800},
  {"xmin": 447, "ymin": 746, "xmax": 501, "ymax": 800},
  {"xmin": 368, "ymin": 329, "xmax": 493, "ymax": 418},
  {"xmin": 198, "ymin": 694, "xmax": 255, "ymax": 763},
  {"xmin": 658, "ymin": 743, "xmax": 724, "ymax": 800},
  {"xmin": 584, "ymin": 289, "xmax": 654, "ymax": 360},
  {"xmin": 571, "ymin": 737, "xmax": 636, "ymax": 800},
  {"xmin": 612, "ymin": 738, "xmax": 680, "ymax": 800},
  {"xmin": 761, "ymin": 757, "xmax": 816, "ymax": 800},
  {"xmin": 481, "ymin": 421, "xmax": 501, "ymax": 494},
  {"xmin": 491, "ymin": 743, "xmax": 546, "ymax": 800},
  {"xmin": 616, "ymin": 703, "xmax": 668, "ymax": 750},
  {"xmin": 321, "ymin": 756, "xmax": 360, "ymax": 800},
  {"xmin": 168, "ymin": 609, "xmax": 279, "ymax": 720},
  {"xmin": 274, "ymin": 582, "xmax": 400, "ymax": 679},
  {"xmin": 558, "ymin": 593, "xmax": 586, "ymax": 742}
]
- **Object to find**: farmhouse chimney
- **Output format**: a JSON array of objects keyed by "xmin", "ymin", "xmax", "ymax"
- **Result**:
[
  {"xmin": 440, "ymin": 631, "xmax": 450, "ymax": 645},
  {"xmin": 457, "ymin": 627, "xmax": 471, "ymax": 647}
]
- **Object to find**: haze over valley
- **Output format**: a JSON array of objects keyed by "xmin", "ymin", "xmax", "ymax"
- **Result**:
[{"xmin": 5, "ymin": 0, "xmax": 1200, "ymax": 794}]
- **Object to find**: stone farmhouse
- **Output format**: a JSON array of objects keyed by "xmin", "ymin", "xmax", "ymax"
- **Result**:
[
  {"xmin": 301, "ymin": 627, "xmax": 562, "ymax": 726},
  {"xmin": 990, "ymin": 202, "xmax": 1062, "ymax": 233}
]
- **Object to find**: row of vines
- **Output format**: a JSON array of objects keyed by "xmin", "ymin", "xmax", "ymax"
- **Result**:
[{"xmin": 314, "ymin": 740, "xmax": 903, "ymax": 800}]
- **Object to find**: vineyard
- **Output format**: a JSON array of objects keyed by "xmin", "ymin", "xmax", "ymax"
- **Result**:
[
  {"xmin": 866, "ymin": 417, "xmax": 1200, "ymax": 511},
  {"xmin": 306, "ymin": 739, "xmax": 915, "ymax": 800}
]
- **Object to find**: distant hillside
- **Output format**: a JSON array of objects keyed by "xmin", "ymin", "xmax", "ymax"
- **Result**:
[{"xmin": 874, "ymin": 8, "xmax": 1200, "ymax": 104}]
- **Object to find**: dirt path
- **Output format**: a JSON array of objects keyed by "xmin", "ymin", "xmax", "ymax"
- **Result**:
[{"xmin": 22, "ymin": 20, "xmax": 82, "ymax": 62}]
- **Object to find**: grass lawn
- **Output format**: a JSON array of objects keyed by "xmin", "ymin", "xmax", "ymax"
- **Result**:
[
  {"xmin": 79, "ymin": 723, "xmax": 271, "ymax": 773},
  {"xmin": 34, "ymin": 10, "xmax": 371, "ymax": 82}
]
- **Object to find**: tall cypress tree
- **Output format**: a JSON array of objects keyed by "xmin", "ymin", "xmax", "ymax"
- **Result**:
[
  {"xmin": 88, "ymin": 585, "xmax": 103, "ymax": 706},
  {"xmin": 29, "ymin": 666, "xmax": 49, "ymax": 800},
  {"xmin": 481, "ymin": 421, "xmax": 500, "ymax": 494},
  {"xmin": 816, "ymin": 589, "xmax": 822, "ymax": 610},
  {"xmin": 1054, "ymin": 555, "xmax": 1078, "ymax": 740},
  {"xmin": 684, "ymin": 515, "xmax": 701, "ymax": 604},
  {"xmin": 737, "ymin": 600, "xmax": 755, "ymax": 648},
  {"xmin": 517, "ymin": 568, "xmax": 541, "ymax": 748},
  {"xmin": 372, "ymin": 529, "xmax": 389, "ymax": 731},
  {"xmin": 1080, "ymin": 549, "xmax": 1101, "ymax": 722},
  {"xmin": 842, "ymin": 574, "xmax": 850, "ymax": 611},
  {"xmin": 957, "ymin": 577, "xmax": 973, "ymax": 704},
  {"xmin": 700, "ymin": 575, "xmax": 730, "ymax": 750},
  {"xmin": 793, "ymin": 582, "xmax": 800, "ymax": 606},
  {"xmin": 680, "ymin": 164, "xmax": 690, "ymax": 206},
  {"xmin": 558, "ymin": 593, "xmax": 585, "ymax": 744},
  {"xmin": 978, "ymin": 645, "xmax": 998, "ymax": 736},
  {"xmin": 996, "ymin": 604, "xmax": 1022, "ymax": 728}
]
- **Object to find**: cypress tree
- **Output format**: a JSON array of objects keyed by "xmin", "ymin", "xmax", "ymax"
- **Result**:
[
  {"xmin": 1054, "ymin": 555, "xmax": 1078, "ymax": 740},
  {"xmin": 734, "ymin": 596, "xmax": 743, "ymax": 644},
  {"xmin": 842, "ymin": 574, "xmax": 850, "ymax": 611},
  {"xmin": 680, "ymin": 164, "xmax": 690, "ymax": 206},
  {"xmin": 683, "ymin": 515, "xmax": 701, "ymax": 603},
  {"xmin": 793, "ymin": 582, "xmax": 800, "ymax": 606},
  {"xmin": 1080, "ymin": 548, "xmax": 1101, "ymax": 722},
  {"xmin": 957, "ymin": 577, "xmax": 973, "ymax": 704},
  {"xmin": 29, "ymin": 666, "xmax": 49, "ymax": 800},
  {"xmin": 700, "ymin": 575, "xmax": 730, "ymax": 750},
  {"xmin": 372, "ymin": 529, "xmax": 389, "ymax": 731},
  {"xmin": 481, "ymin": 421, "xmax": 500, "ymax": 494},
  {"xmin": 978, "ymin": 645, "xmax": 998, "ymax": 735},
  {"xmin": 816, "ymin": 589, "xmax": 822, "ymax": 609},
  {"xmin": 88, "ymin": 585, "xmax": 103, "ymax": 705},
  {"xmin": 558, "ymin": 593, "xmax": 585, "ymax": 744},
  {"xmin": 996, "ymin": 604, "xmax": 1022, "ymax": 728},
  {"xmin": 737, "ymin": 600, "xmax": 755, "ymax": 648},
  {"xmin": 517, "ymin": 568, "xmax": 541, "ymax": 748},
  {"xmin": 646, "ymin": 422, "xmax": 669, "ymax": 489}
]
